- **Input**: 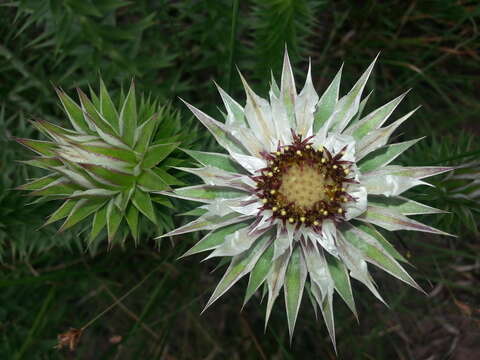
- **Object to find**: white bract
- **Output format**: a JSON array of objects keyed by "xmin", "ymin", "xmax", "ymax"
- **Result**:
[{"xmin": 159, "ymin": 51, "xmax": 451, "ymax": 347}]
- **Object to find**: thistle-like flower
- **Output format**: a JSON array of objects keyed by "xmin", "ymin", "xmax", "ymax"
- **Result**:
[
  {"xmin": 17, "ymin": 80, "xmax": 181, "ymax": 244},
  {"xmin": 160, "ymin": 51, "xmax": 451, "ymax": 344}
]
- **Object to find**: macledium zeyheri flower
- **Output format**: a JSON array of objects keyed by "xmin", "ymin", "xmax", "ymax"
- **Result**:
[{"xmin": 159, "ymin": 51, "xmax": 451, "ymax": 345}]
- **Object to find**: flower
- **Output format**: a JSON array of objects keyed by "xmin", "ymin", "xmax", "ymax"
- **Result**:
[
  {"xmin": 159, "ymin": 51, "xmax": 451, "ymax": 345},
  {"xmin": 17, "ymin": 79, "xmax": 181, "ymax": 244}
]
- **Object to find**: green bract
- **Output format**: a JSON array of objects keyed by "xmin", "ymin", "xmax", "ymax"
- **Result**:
[{"xmin": 16, "ymin": 80, "xmax": 182, "ymax": 244}]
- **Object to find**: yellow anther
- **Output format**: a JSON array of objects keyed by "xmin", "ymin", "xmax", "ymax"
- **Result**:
[
  {"xmin": 296, "ymin": 150, "xmax": 302, "ymax": 156},
  {"xmin": 321, "ymin": 158, "xmax": 326, "ymax": 163},
  {"xmin": 323, "ymin": 210, "xmax": 328, "ymax": 216},
  {"xmin": 262, "ymin": 198, "xmax": 268, "ymax": 204},
  {"xmin": 342, "ymin": 197, "xmax": 348, "ymax": 202},
  {"xmin": 270, "ymin": 189, "xmax": 276, "ymax": 195},
  {"xmin": 341, "ymin": 187, "xmax": 346, "ymax": 192},
  {"xmin": 288, "ymin": 217, "xmax": 295, "ymax": 223},
  {"xmin": 272, "ymin": 206, "xmax": 278, "ymax": 212},
  {"xmin": 276, "ymin": 151, "xmax": 281, "ymax": 156},
  {"xmin": 281, "ymin": 210, "xmax": 287, "ymax": 216},
  {"xmin": 267, "ymin": 172, "xmax": 273, "ymax": 177},
  {"xmin": 305, "ymin": 145, "xmax": 311, "ymax": 149},
  {"xmin": 300, "ymin": 216, "xmax": 306, "ymax": 222},
  {"xmin": 318, "ymin": 146, "xmax": 324, "ymax": 152},
  {"xmin": 333, "ymin": 165, "xmax": 338, "ymax": 169},
  {"xmin": 337, "ymin": 208, "xmax": 343, "ymax": 214},
  {"xmin": 344, "ymin": 169, "xmax": 350, "ymax": 175},
  {"xmin": 313, "ymin": 220, "xmax": 319, "ymax": 226}
]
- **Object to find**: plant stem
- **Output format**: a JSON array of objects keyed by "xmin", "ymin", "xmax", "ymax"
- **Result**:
[{"xmin": 226, "ymin": 0, "xmax": 240, "ymax": 93}]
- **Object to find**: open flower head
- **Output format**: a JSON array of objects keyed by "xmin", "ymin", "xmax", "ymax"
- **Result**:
[
  {"xmin": 17, "ymin": 79, "xmax": 181, "ymax": 245},
  {"xmin": 160, "ymin": 51, "xmax": 451, "ymax": 345}
]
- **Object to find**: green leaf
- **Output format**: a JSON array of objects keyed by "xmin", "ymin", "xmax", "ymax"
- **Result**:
[
  {"xmin": 17, "ymin": 174, "xmax": 59, "ymax": 191},
  {"xmin": 170, "ymin": 185, "xmax": 246, "ymax": 203},
  {"xmin": 347, "ymin": 92, "xmax": 408, "ymax": 140},
  {"xmin": 325, "ymin": 253, "xmax": 357, "ymax": 317},
  {"xmin": 358, "ymin": 205, "xmax": 450, "ymax": 235},
  {"xmin": 106, "ymin": 199, "xmax": 122, "ymax": 242},
  {"xmin": 151, "ymin": 195, "xmax": 173, "ymax": 208},
  {"xmin": 126, "ymin": 204, "xmax": 139, "ymax": 241},
  {"xmin": 353, "ymin": 221, "xmax": 407, "ymax": 263},
  {"xmin": 55, "ymin": 88, "xmax": 91, "ymax": 134},
  {"xmin": 368, "ymin": 195, "xmax": 445, "ymax": 216},
  {"xmin": 80, "ymin": 163, "xmax": 135, "ymax": 188},
  {"xmin": 119, "ymin": 80, "xmax": 137, "ymax": 147},
  {"xmin": 313, "ymin": 65, "xmax": 342, "ymax": 133},
  {"xmin": 134, "ymin": 113, "xmax": 158, "ymax": 154},
  {"xmin": 90, "ymin": 205, "xmax": 107, "ymax": 241},
  {"xmin": 77, "ymin": 89, "xmax": 116, "ymax": 136},
  {"xmin": 284, "ymin": 246, "xmax": 307, "ymax": 339},
  {"xmin": 31, "ymin": 182, "xmax": 80, "ymax": 197},
  {"xmin": 359, "ymin": 138, "xmax": 422, "ymax": 173},
  {"xmin": 143, "ymin": 143, "xmax": 179, "ymax": 169},
  {"xmin": 59, "ymin": 199, "xmax": 106, "ymax": 232},
  {"xmin": 99, "ymin": 78, "xmax": 119, "ymax": 131},
  {"xmin": 181, "ymin": 222, "xmax": 249, "ymax": 257},
  {"xmin": 15, "ymin": 138, "xmax": 56, "ymax": 156},
  {"xmin": 137, "ymin": 169, "xmax": 170, "ymax": 192},
  {"xmin": 342, "ymin": 223, "xmax": 421, "ymax": 290},
  {"xmin": 181, "ymin": 149, "xmax": 243, "ymax": 173},
  {"xmin": 44, "ymin": 199, "xmax": 77, "ymax": 226},
  {"xmin": 204, "ymin": 235, "xmax": 272, "ymax": 310},
  {"xmin": 132, "ymin": 188, "xmax": 156, "ymax": 224},
  {"xmin": 329, "ymin": 57, "xmax": 377, "ymax": 132},
  {"xmin": 79, "ymin": 144, "xmax": 136, "ymax": 164},
  {"xmin": 244, "ymin": 243, "xmax": 274, "ymax": 305},
  {"xmin": 21, "ymin": 157, "xmax": 63, "ymax": 170},
  {"xmin": 152, "ymin": 168, "xmax": 184, "ymax": 186}
]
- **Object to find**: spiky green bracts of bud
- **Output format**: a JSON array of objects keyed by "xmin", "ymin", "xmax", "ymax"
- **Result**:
[{"xmin": 16, "ymin": 80, "xmax": 181, "ymax": 244}]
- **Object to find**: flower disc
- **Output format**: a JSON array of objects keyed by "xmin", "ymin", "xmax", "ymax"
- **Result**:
[{"xmin": 255, "ymin": 133, "xmax": 354, "ymax": 228}]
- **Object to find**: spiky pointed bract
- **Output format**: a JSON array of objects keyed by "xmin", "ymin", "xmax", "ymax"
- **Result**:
[
  {"xmin": 160, "ymin": 50, "xmax": 452, "ymax": 345},
  {"xmin": 17, "ymin": 79, "xmax": 182, "ymax": 245}
]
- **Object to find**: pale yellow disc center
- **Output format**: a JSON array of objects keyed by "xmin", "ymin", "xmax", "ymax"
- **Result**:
[{"xmin": 278, "ymin": 164, "xmax": 335, "ymax": 208}]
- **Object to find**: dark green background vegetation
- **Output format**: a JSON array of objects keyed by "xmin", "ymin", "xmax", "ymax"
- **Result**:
[{"xmin": 1, "ymin": 0, "xmax": 479, "ymax": 358}]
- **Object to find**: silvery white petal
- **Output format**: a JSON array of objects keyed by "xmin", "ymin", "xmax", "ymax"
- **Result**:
[
  {"xmin": 366, "ymin": 165, "xmax": 453, "ymax": 180},
  {"xmin": 337, "ymin": 232, "xmax": 386, "ymax": 304},
  {"xmin": 316, "ymin": 133, "xmax": 356, "ymax": 162},
  {"xmin": 344, "ymin": 185, "xmax": 367, "ymax": 220},
  {"xmin": 345, "ymin": 91, "xmax": 409, "ymax": 140},
  {"xmin": 306, "ymin": 220, "xmax": 338, "ymax": 257},
  {"xmin": 228, "ymin": 197, "xmax": 262, "ymax": 216},
  {"xmin": 313, "ymin": 65, "xmax": 342, "ymax": 135},
  {"xmin": 302, "ymin": 243, "xmax": 334, "ymax": 302},
  {"xmin": 239, "ymin": 72, "xmax": 276, "ymax": 150},
  {"xmin": 273, "ymin": 226, "xmax": 292, "ymax": 261},
  {"xmin": 327, "ymin": 55, "xmax": 378, "ymax": 133},
  {"xmin": 181, "ymin": 99, "xmax": 248, "ymax": 155},
  {"xmin": 295, "ymin": 59, "xmax": 318, "ymax": 137},
  {"xmin": 270, "ymin": 90, "xmax": 292, "ymax": 144},
  {"xmin": 355, "ymin": 107, "xmax": 419, "ymax": 160},
  {"xmin": 215, "ymin": 82, "xmax": 247, "ymax": 128},
  {"xmin": 280, "ymin": 49, "xmax": 297, "ymax": 128},
  {"xmin": 230, "ymin": 152, "xmax": 267, "ymax": 174},
  {"xmin": 362, "ymin": 174, "xmax": 431, "ymax": 196},
  {"xmin": 206, "ymin": 225, "xmax": 269, "ymax": 258},
  {"xmin": 265, "ymin": 251, "xmax": 290, "ymax": 328}
]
